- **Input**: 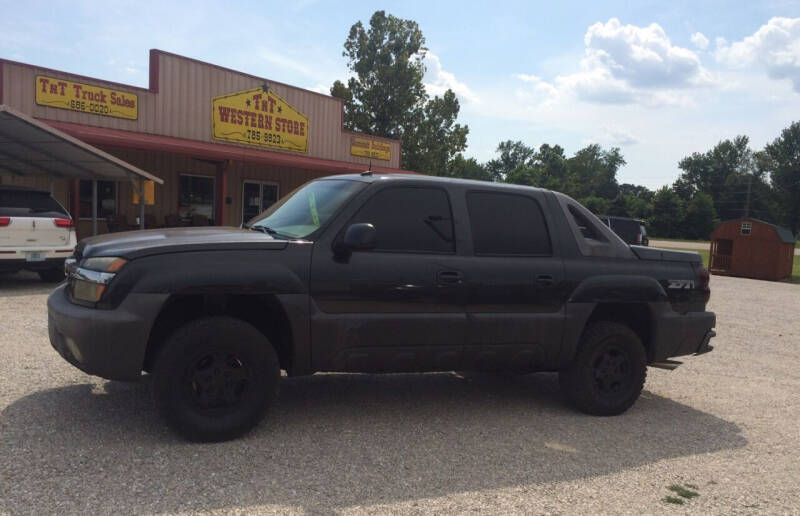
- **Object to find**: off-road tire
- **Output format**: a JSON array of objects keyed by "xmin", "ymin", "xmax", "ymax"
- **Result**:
[
  {"xmin": 38, "ymin": 268, "xmax": 65, "ymax": 283},
  {"xmin": 152, "ymin": 316, "xmax": 279, "ymax": 442},
  {"xmin": 559, "ymin": 321, "xmax": 647, "ymax": 416}
]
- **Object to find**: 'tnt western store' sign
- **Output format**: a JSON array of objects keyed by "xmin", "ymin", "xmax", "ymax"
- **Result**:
[
  {"xmin": 212, "ymin": 86, "xmax": 309, "ymax": 153},
  {"xmin": 35, "ymin": 75, "xmax": 138, "ymax": 120}
]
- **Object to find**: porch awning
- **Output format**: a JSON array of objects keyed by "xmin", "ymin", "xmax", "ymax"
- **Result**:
[{"xmin": 0, "ymin": 104, "xmax": 162, "ymax": 184}]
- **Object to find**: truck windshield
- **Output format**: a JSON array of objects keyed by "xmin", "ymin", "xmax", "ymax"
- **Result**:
[{"xmin": 247, "ymin": 179, "xmax": 364, "ymax": 239}]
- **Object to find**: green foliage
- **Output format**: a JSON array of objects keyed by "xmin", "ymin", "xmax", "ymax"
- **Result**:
[
  {"xmin": 445, "ymin": 154, "xmax": 492, "ymax": 181},
  {"xmin": 331, "ymin": 11, "xmax": 467, "ymax": 175},
  {"xmin": 486, "ymin": 141, "xmax": 536, "ymax": 181},
  {"xmin": 579, "ymin": 195, "xmax": 610, "ymax": 215},
  {"xmin": 683, "ymin": 192, "xmax": 717, "ymax": 240},
  {"xmin": 677, "ymin": 136, "xmax": 754, "ymax": 220},
  {"xmin": 649, "ymin": 187, "xmax": 684, "ymax": 238},
  {"xmin": 764, "ymin": 121, "xmax": 800, "ymax": 235}
]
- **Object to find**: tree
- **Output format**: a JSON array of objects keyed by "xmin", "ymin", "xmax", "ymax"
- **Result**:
[
  {"xmin": 677, "ymin": 136, "xmax": 753, "ymax": 220},
  {"xmin": 446, "ymin": 154, "xmax": 492, "ymax": 181},
  {"xmin": 331, "ymin": 11, "xmax": 468, "ymax": 174},
  {"xmin": 764, "ymin": 121, "xmax": 800, "ymax": 235},
  {"xmin": 401, "ymin": 90, "xmax": 469, "ymax": 174},
  {"xmin": 649, "ymin": 186, "xmax": 684, "ymax": 238},
  {"xmin": 683, "ymin": 192, "xmax": 717, "ymax": 240},
  {"xmin": 486, "ymin": 141, "xmax": 536, "ymax": 181},
  {"xmin": 565, "ymin": 144, "xmax": 624, "ymax": 200}
]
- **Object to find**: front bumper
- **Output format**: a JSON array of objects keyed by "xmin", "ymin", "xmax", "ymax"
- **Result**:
[
  {"xmin": 47, "ymin": 284, "xmax": 168, "ymax": 381},
  {"xmin": 649, "ymin": 304, "xmax": 716, "ymax": 362}
]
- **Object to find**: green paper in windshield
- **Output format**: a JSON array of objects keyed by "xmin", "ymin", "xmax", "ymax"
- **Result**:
[{"xmin": 309, "ymin": 192, "xmax": 320, "ymax": 226}]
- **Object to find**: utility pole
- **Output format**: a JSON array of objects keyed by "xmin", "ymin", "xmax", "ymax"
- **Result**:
[{"xmin": 744, "ymin": 175, "xmax": 752, "ymax": 218}]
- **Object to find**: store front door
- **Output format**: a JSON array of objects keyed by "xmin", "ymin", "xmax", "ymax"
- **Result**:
[{"xmin": 242, "ymin": 181, "xmax": 279, "ymax": 225}]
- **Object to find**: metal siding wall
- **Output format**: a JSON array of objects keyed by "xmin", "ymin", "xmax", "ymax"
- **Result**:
[{"xmin": 1, "ymin": 54, "xmax": 402, "ymax": 170}]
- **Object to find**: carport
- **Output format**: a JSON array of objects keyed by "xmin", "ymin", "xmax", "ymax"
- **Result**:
[{"xmin": 0, "ymin": 105, "xmax": 163, "ymax": 235}]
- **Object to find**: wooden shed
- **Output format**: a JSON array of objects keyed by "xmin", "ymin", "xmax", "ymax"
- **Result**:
[{"xmin": 709, "ymin": 218, "xmax": 796, "ymax": 281}]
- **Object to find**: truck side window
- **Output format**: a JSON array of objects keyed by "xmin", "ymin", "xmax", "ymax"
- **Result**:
[
  {"xmin": 568, "ymin": 205, "xmax": 604, "ymax": 241},
  {"xmin": 349, "ymin": 186, "xmax": 455, "ymax": 253},
  {"xmin": 467, "ymin": 191, "xmax": 552, "ymax": 255}
]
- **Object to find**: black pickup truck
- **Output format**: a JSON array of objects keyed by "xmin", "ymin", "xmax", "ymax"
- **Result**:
[{"xmin": 48, "ymin": 173, "xmax": 715, "ymax": 441}]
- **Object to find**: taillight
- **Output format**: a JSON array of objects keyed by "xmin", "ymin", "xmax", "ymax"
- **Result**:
[
  {"xmin": 636, "ymin": 233, "xmax": 642, "ymax": 245},
  {"xmin": 0, "ymin": 217, "xmax": 10, "ymax": 227},
  {"xmin": 696, "ymin": 264, "xmax": 710, "ymax": 304},
  {"xmin": 53, "ymin": 218, "xmax": 74, "ymax": 228}
]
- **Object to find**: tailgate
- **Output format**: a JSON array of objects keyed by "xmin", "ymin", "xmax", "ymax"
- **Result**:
[{"xmin": 0, "ymin": 216, "xmax": 72, "ymax": 248}]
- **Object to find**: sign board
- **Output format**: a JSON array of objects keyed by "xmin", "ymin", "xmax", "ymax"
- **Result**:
[
  {"xmin": 35, "ymin": 75, "xmax": 138, "ymax": 120},
  {"xmin": 212, "ymin": 86, "xmax": 308, "ymax": 153},
  {"xmin": 132, "ymin": 180, "xmax": 155, "ymax": 205},
  {"xmin": 350, "ymin": 137, "xmax": 391, "ymax": 161}
]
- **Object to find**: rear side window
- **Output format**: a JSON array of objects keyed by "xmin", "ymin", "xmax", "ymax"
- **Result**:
[
  {"xmin": 0, "ymin": 190, "xmax": 68, "ymax": 218},
  {"xmin": 568, "ymin": 205, "xmax": 605, "ymax": 241},
  {"xmin": 349, "ymin": 186, "xmax": 454, "ymax": 253},
  {"xmin": 467, "ymin": 191, "xmax": 551, "ymax": 255}
]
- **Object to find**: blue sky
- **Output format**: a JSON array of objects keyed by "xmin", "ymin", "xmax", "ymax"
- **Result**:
[{"xmin": 2, "ymin": 0, "xmax": 800, "ymax": 188}]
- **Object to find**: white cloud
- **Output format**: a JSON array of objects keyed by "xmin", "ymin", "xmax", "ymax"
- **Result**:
[
  {"xmin": 510, "ymin": 18, "xmax": 713, "ymax": 109},
  {"xmin": 591, "ymin": 125, "xmax": 641, "ymax": 146},
  {"xmin": 715, "ymin": 17, "xmax": 800, "ymax": 92},
  {"xmin": 691, "ymin": 32, "xmax": 710, "ymax": 50},
  {"xmin": 424, "ymin": 52, "xmax": 480, "ymax": 104}
]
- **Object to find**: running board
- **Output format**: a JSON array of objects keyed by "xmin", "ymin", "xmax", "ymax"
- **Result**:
[{"xmin": 649, "ymin": 360, "xmax": 683, "ymax": 371}]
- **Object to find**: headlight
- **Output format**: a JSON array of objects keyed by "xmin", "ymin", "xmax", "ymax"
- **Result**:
[{"xmin": 68, "ymin": 257, "xmax": 127, "ymax": 303}]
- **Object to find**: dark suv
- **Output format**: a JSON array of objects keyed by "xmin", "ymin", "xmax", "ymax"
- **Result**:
[
  {"xmin": 48, "ymin": 174, "xmax": 715, "ymax": 441},
  {"xmin": 599, "ymin": 215, "xmax": 649, "ymax": 246}
]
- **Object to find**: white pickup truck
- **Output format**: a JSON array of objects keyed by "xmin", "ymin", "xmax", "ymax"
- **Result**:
[{"xmin": 0, "ymin": 185, "xmax": 76, "ymax": 282}]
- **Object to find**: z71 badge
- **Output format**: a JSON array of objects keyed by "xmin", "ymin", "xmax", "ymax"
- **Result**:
[{"xmin": 668, "ymin": 279, "xmax": 695, "ymax": 289}]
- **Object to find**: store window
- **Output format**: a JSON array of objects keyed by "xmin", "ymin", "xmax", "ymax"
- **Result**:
[
  {"xmin": 242, "ymin": 181, "xmax": 279, "ymax": 225},
  {"xmin": 179, "ymin": 174, "xmax": 215, "ymax": 224},
  {"xmin": 79, "ymin": 180, "xmax": 117, "ymax": 219}
]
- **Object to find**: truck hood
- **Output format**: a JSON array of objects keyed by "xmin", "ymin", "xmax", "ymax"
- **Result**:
[{"xmin": 75, "ymin": 227, "xmax": 290, "ymax": 260}]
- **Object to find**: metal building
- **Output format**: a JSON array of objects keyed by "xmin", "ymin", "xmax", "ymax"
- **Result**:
[
  {"xmin": 709, "ymin": 218, "xmax": 796, "ymax": 281},
  {"xmin": 0, "ymin": 50, "xmax": 405, "ymax": 236}
]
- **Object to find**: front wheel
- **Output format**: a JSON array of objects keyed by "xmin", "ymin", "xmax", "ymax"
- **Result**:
[
  {"xmin": 152, "ymin": 316, "xmax": 280, "ymax": 442},
  {"xmin": 559, "ymin": 321, "xmax": 647, "ymax": 416}
]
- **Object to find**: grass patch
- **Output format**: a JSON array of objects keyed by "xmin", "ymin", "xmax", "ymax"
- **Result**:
[
  {"xmin": 667, "ymin": 484, "xmax": 700, "ymax": 500},
  {"xmin": 662, "ymin": 483, "xmax": 700, "ymax": 505}
]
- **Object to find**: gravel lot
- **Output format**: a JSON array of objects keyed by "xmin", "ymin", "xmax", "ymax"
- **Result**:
[{"xmin": 0, "ymin": 271, "xmax": 798, "ymax": 514}]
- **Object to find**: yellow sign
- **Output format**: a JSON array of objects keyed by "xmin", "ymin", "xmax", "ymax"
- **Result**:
[
  {"xmin": 350, "ymin": 137, "xmax": 391, "ymax": 161},
  {"xmin": 212, "ymin": 86, "xmax": 308, "ymax": 153},
  {"xmin": 35, "ymin": 75, "xmax": 138, "ymax": 120},
  {"xmin": 132, "ymin": 180, "xmax": 155, "ymax": 205}
]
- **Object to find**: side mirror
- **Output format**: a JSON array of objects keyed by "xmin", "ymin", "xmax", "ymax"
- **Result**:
[{"xmin": 340, "ymin": 223, "xmax": 376, "ymax": 251}]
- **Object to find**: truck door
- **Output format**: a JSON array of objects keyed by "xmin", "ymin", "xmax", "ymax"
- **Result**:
[
  {"xmin": 309, "ymin": 185, "xmax": 467, "ymax": 372},
  {"xmin": 459, "ymin": 190, "xmax": 566, "ymax": 371}
]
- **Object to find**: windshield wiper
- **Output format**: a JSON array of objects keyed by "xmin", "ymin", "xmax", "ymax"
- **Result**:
[{"xmin": 249, "ymin": 225, "xmax": 278, "ymax": 236}]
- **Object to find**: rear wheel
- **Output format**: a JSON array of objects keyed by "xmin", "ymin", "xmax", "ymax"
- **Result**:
[
  {"xmin": 559, "ymin": 321, "xmax": 647, "ymax": 416},
  {"xmin": 152, "ymin": 316, "xmax": 279, "ymax": 442},
  {"xmin": 38, "ymin": 268, "xmax": 65, "ymax": 283}
]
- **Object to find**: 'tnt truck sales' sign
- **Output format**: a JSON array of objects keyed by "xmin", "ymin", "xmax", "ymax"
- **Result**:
[{"xmin": 35, "ymin": 75, "xmax": 138, "ymax": 120}]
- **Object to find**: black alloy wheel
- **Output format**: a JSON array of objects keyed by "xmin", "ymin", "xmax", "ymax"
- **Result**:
[
  {"xmin": 559, "ymin": 321, "xmax": 647, "ymax": 416},
  {"xmin": 185, "ymin": 351, "xmax": 254, "ymax": 412},
  {"xmin": 153, "ymin": 316, "xmax": 280, "ymax": 442}
]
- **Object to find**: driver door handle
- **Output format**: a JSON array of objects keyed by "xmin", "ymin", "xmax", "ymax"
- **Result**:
[
  {"xmin": 437, "ymin": 270, "xmax": 464, "ymax": 284},
  {"xmin": 536, "ymin": 274, "xmax": 555, "ymax": 286}
]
